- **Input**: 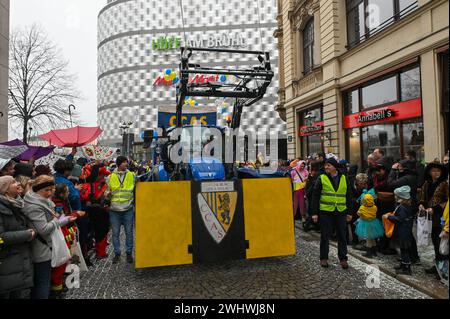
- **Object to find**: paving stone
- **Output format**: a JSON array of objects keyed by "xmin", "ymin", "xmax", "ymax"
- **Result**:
[{"xmin": 65, "ymin": 223, "xmax": 436, "ymax": 299}]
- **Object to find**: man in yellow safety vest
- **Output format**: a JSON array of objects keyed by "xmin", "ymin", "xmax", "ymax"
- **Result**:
[
  {"xmin": 106, "ymin": 156, "xmax": 136, "ymax": 264},
  {"xmin": 312, "ymin": 157, "xmax": 353, "ymax": 269}
]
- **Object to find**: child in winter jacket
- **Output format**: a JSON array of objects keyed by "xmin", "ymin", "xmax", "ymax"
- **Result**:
[
  {"xmin": 383, "ymin": 185, "xmax": 415, "ymax": 276},
  {"xmin": 355, "ymin": 194, "xmax": 385, "ymax": 258}
]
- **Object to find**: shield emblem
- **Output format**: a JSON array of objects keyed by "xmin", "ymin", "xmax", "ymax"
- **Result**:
[{"xmin": 197, "ymin": 192, "xmax": 237, "ymax": 244}]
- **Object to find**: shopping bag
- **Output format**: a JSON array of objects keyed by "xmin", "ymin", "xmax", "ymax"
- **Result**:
[
  {"xmin": 417, "ymin": 213, "xmax": 432, "ymax": 246},
  {"xmin": 51, "ymin": 226, "xmax": 72, "ymax": 268},
  {"xmin": 436, "ymin": 259, "xmax": 449, "ymax": 287},
  {"xmin": 439, "ymin": 234, "xmax": 449, "ymax": 256},
  {"xmin": 383, "ymin": 213, "xmax": 395, "ymax": 238},
  {"xmin": 69, "ymin": 241, "xmax": 88, "ymax": 272}
]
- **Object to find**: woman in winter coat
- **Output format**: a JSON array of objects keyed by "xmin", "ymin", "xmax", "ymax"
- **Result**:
[
  {"xmin": 0, "ymin": 176, "xmax": 35, "ymax": 299},
  {"xmin": 419, "ymin": 161, "xmax": 449, "ymax": 276},
  {"xmin": 22, "ymin": 175, "xmax": 76, "ymax": 299}
]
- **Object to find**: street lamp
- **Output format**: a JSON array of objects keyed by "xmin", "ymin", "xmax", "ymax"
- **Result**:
[
  {"xmin": 120, "ymin": 121, "xmax": 134, "ymax": 157},
  {"xmin": 68, "ymin": 104, "xmax": 76, "ymax": 127}
]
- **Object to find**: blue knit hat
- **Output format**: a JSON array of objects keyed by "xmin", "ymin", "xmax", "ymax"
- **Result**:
[{"xmin": 394, "ymin": 185, "xmax": 411, "ymax": 200}]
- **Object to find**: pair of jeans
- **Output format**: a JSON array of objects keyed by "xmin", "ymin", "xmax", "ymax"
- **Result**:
[
  {"xmin": 31, "ymin": 260, "xmax": 52, "ymax": 299},
  {"xmin": 319, "ymin": 211, "xmax": 348, "ymax": 261},
  {"xmin": 109, "ymin": 208, "xmax": 134, "ymax": 256}
]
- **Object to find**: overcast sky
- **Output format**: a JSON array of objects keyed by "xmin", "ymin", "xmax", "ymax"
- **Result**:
[{"xmin": 10, "ymin": 0, "xmax": 105, "ymax": 136}]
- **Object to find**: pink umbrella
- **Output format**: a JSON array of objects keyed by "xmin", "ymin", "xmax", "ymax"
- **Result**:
[{"xmin": 39, "ymin": 126, "xmax": 103, "ymax": 147}]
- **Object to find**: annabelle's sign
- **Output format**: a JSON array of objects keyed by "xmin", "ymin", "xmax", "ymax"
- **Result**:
[
  {"xmin": 358, "ymin": 109, "xmax": 394, "ymax": 123},
  {"xmin": 299, "ymin": 122, "xmax": 324, "ymax": 137},
  {"xmin": 153, "ymin": 74, "xmax": 222, "ymax": 87},
  {"xmin": 344, "ymin": 98, "xmax": 422, "ymax": 129}
]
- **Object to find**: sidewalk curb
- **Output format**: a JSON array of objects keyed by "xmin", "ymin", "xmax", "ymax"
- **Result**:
[{"xmin": 295, "ymin": 225, "xmax": 448, "ymax": 299}]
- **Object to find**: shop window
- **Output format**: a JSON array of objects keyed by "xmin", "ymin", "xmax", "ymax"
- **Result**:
[
  {"xmin": 306, "ymin": 135, "xmax": 323, "ymax": 156},
  {"xmin": 346, "ymin": 0, "xmax": 365, "ymax": 48},
  {"xmin": 367, "ymin": 0, "xmax": 395, "ymax": 36},
  {"xmin": 348, "ymin": 128, "xmax": 362, "ymax": 168},
  {"xmin": 303, "ymin": 18, "xmax": 314, "ymax": 75},
  {"xmin": 362, "ymin": 123, "xmax": 402, "ymax": 164},
  {"xmin": 399, "ymin": 0, "xmax": 418, "ymax": 17},
  {"xmin": 362, "ymin": 76, "xmax": 397, "ymax": 109},
  {"xmin": 344, "ymin": 89, "xmax": 360, "ymax": 115},
  {"xmin": 400, "ymin": 67, "xmax": 421, "ymax": 101},
  {"xmin": 346, "ymin": 0, "xmax": 418, "ymax": 49},
  {"xmin": 402, "ymin": 120, "xmax": 424, "ymax": 162},
  {"xmin": 299, "ymin": 106, "xmax": 324, "ymax": 157}
]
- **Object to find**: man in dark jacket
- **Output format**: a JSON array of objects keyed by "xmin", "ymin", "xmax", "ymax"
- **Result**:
[
  {"xmin": 388, "ymin": 159, "xmax": 418, "ymax": 206},
  {"xmin": 304, "ymin": 161, "xmax": 321, "ymax": 232},
  {"xmin": 312, "ymin": 158, "xmax": 353, "ymax": 269},
  {"xmin": 315, "ymin": 152, "xmax": 326, "ymax": 175},
  {"xmin": 405, "ymin": 150, "xmax": 425, "ymax": 188}
]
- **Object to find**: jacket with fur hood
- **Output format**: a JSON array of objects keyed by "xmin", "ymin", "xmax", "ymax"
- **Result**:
[{"xmin": 22, "ymin": 191, "xmax": 62, "ymax": 263}]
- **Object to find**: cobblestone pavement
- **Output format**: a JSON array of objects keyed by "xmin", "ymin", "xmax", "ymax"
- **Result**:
[
  {"xmin": 332, "ymin": 222, "xmax": 449, "ymax": 299},
  {"xmin": 65, "ymin": 225, "xmax": 433, "ymax": 300}
]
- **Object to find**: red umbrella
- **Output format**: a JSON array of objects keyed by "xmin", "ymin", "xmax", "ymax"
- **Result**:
[{"xmin": 39, "ymin": 126, "xmax": 103, "ymax": 147}]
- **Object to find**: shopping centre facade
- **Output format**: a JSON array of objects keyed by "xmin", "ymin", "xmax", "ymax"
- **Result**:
[{"xmin": 98, "ymin": 0, "xmax": 286, "ymax": 151}]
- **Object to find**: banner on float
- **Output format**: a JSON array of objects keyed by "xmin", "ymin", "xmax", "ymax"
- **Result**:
[{"xmin": 158, "ymin": 106, "xmax": 217, "ymax": 128}]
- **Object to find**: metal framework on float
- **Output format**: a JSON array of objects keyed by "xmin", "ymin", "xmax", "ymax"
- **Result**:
[{"xmin": 175, "ymin": 47, "xmax": 274, "ymax": 129}]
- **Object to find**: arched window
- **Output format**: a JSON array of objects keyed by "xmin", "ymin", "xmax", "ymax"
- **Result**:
[{"xmin": 303, "ymin": 18, "xmax": 314, "ymax": 75}]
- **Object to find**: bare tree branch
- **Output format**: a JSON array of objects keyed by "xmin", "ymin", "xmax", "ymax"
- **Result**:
[{"xmin": 8, "ymin": 24, "xmax": 82, "ymax": 143}]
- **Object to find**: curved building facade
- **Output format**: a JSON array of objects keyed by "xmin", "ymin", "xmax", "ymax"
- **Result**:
[{"xmin": 98, "ymin": 0, "xmax": 285, "ymax": 146}]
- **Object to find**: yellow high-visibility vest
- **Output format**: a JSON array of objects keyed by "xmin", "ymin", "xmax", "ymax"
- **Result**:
[
  {"xmin": 109, "ymin": 171, "xmax": 135, "ymax": 203},
  {"xmin": 319, "ymin": 174, "xmax": 347, "ymax": 212}
]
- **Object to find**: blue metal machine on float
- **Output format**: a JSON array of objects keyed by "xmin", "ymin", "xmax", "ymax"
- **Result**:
[{"xmin": 135, "ymin": 47, "xmax": 295, "ymax": 269}]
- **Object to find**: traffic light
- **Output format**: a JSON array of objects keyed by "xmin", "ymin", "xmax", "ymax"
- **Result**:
[{"xmin": 143, "ymin": 130, "xmax": 154, "ymax": 149}]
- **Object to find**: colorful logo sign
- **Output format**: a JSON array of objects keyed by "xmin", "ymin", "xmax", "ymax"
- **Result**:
[
  {"xmin": 158, "ymin": 111, "xmax": 217, "ymax": 128},
  {"xmin": 152, "ymin": 36, "xmax": 182, "ymax": 51},
  {"xmin": 153, "ymin": 72, "xmax": 229, "ymax": 87},
  {"xmin": 151, "ymin": 33, "xmax": 247, "ymax": 51},
  {"xmin": 197, "ymin": 185, "xmax": 238, "ymax": 244},
  {"xmin": 343, "ymin": 98, "xmax": 422, "ymax": 129},
  {"xmin": 299, "ymin": 122, "xmax": 324, "ymax": 137}
]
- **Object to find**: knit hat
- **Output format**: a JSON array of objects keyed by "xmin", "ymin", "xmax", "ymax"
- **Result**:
[
  {"xmin": 394, "ymin": 185, "xmax": 411, "ymax": 200},
  {"xmin": 361, "ymin": 194, "xmax": 375, "ymax": 207},
  {"xmin": 325, "ymin": 157, "xmax": 339, "ymax": 169},
  {"xmin": 339, "ymin": 159, "xmax": 349, "ymax": 166},
  {"xmin": 0, "ymin": 176, "xmax": 16, "ymax": 195},
  {"xmin": 13, "ymin": 163, "xmax": 33, "ymax": 178}
]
